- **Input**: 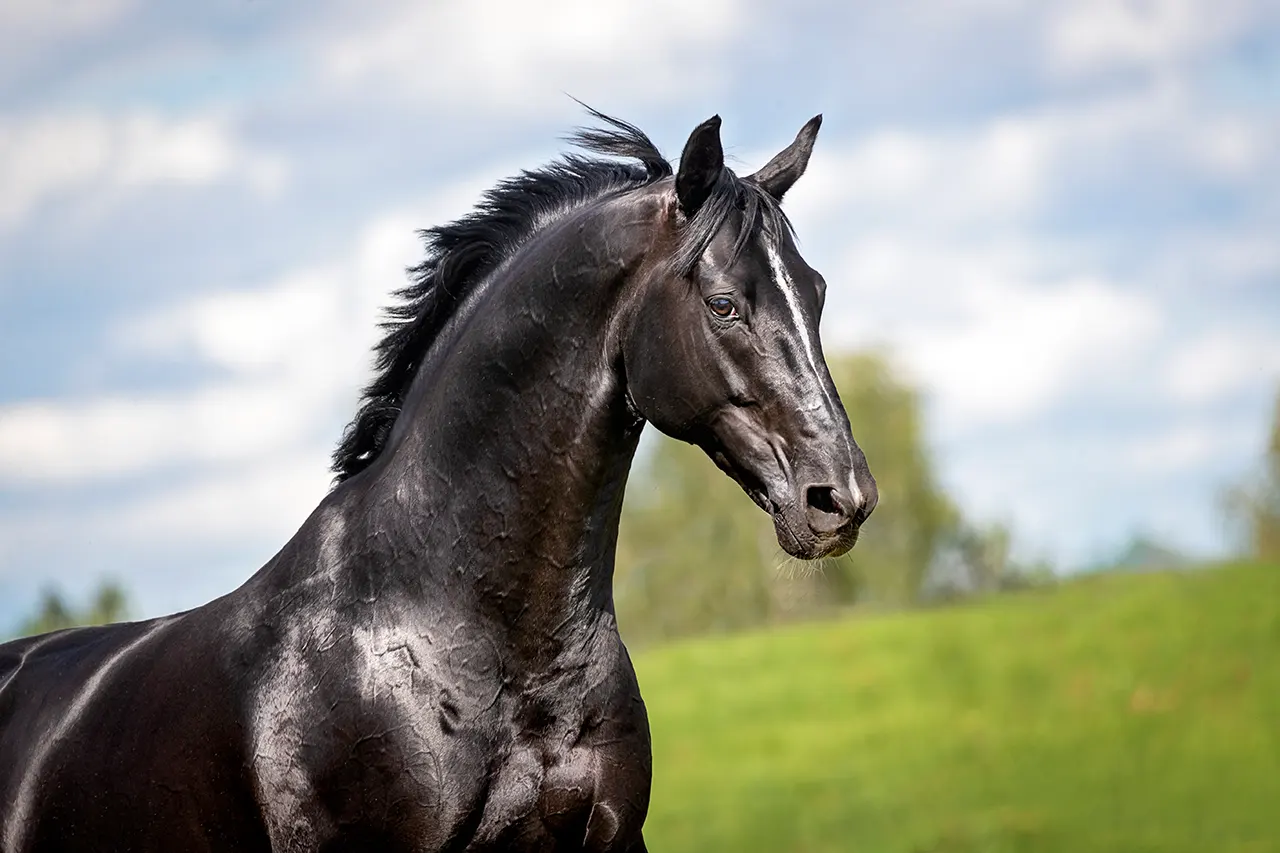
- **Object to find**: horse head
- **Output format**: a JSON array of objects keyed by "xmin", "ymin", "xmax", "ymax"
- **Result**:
[{"xmin": 624, "ymin": 115, "xmax": 878, "ymax": 560}]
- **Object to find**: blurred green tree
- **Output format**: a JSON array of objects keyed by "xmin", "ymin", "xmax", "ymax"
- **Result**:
[
  {"xmin": 616, "ymin": 436, "xmax": 779, "ymax": 641},
  {"xmin": 922, "ymin": 519, "xmax": 1058, "ymax": 602},
  {"xmin": 1225, "ymin": 388, "xmax": 1280, "ymax": 561},
  {"xmin": 15, "ymin": 580, "xmax": 131, "ymax": 639}
]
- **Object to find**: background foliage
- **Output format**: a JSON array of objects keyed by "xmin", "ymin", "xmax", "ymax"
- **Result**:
[
  {"xmin": 1224, "ymin": 389, "xmax": 1280, "ymax": 562},
  {"xmin": 15, "ymin": 581, "xmax": 130, "ymax": 638}
]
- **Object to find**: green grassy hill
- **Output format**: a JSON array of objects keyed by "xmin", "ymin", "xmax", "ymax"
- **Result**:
[{"xmin": 634, "ymin": 563, "xmax": 1280, "ymax": 852}]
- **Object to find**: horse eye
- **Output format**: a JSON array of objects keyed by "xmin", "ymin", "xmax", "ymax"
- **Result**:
[{"xmin": 707, "ymin": 297, "xmax": 738, "ymax": 320}]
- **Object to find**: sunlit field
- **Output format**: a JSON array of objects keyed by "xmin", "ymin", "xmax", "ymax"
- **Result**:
[{"xmin": 637, "ymin": 563, "xmax": 1280, "ymax": 853}]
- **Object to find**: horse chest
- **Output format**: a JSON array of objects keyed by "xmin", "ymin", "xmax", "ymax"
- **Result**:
[
  {"xmin": 473, "ymin": 730, "xmax": 645, "ymax": 851},
  {"xmin": 258, "ymin": 632, "xmax": 651, "ymax": 851},
  {"xmin": 460, "ymin": 665, "xmax": 652, "ymax": 849}
]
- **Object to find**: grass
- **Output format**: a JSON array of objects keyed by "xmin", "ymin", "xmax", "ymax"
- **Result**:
[{"xmin": 633, "ymin": 563, "xmax": 1280, "ymax": 852}]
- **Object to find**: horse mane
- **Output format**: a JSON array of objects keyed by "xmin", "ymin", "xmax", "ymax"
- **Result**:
[{"xmin": 331, "ymin": 108, "xmax": 791, "ymax": 483}]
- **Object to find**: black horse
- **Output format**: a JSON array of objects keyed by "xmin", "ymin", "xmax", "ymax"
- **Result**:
[{"xmin": 0, "ymin": 110, "xmax": 876, "ymax": 852}]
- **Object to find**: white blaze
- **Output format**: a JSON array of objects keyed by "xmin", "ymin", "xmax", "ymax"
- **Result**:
[{"xmin": 765, "ymin": 238, "xmax": 863, "ymax": 507}]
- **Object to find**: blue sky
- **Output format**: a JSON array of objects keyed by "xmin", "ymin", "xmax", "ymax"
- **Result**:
[{"xmin": 1, "ymin": 0, "xmax": 1278, "ymax": 629}]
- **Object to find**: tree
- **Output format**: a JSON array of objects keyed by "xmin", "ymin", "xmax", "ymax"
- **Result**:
[
  {"xmin": 616, "ymin": 436, "xmax": 780, "ymax": 642},
  {"xmin": 1224, "ymin": 388, "xmax": 1280, "ymax": 561},
  {"xmin": 922, "ymin": 520, "xmax": 1057, "ymax": 602},
  {"xmin": 15, "ymin": 580, "xmax": 131, "ymax": 639}
]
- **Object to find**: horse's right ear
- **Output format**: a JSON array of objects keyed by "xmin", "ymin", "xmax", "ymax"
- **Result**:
[
  {"xmin": 676, "ymin": 115, "xmax": 724, "ymax": 217},
  {"xmin": 750, "ymin": 114, "xmax": 822, "ymax": 200}
]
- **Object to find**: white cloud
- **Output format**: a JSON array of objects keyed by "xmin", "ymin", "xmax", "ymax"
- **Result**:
[
  {"xmin": 1046, "ymin": 0, "xmax": 1255, "ymax": 78},
  {"xmin": 911, "ymin": 275, "xmax": 1160, "ymax": 429},
  {"xmin": 115, "ymin": 168, "xmax": 500, "ymax": 382},
  {"xmin": 319, "ymin": 0, "xmax": 742, "ymax": 108},
  {"xmin": 0, "ymin": 452, "xmax": 331, "ymax": 614},
  {"xmin": 1164, "ymin": 330, "xmax": 1280, "ymax": 405},
  {"xmin": 1156, "ymin": 232, "xmax": 1280, "ymax": 286},
  {"xmin": 0, "ymin": 261, "xmax": 375, "ymax": 486},
  {"xmin": 0, "ymin": 0, "xmax": 135, "ymax": 85},
  {"xmin": 784, "ymin": 81, "xmax": 1275, "ymax": 238},
  {"xmin": 0, "ymin": 0, "xmax": 132, "ymax": 37},
  {"xmin": 0, "ymin": 384, "xmax": 325, "ymax": 483},
  {"xmin": 106, "ymin": 453, "xmax": 333, "ymax": 545},
  {"xmin": 122, "ymin": 270, "xmax": 355, "ymax": 376},
  {"xmin": 0, "ymin": 252, "xmax": 373, "ymax": 483},
  {"xmin": 0, "ymin": 165, "xmax": 501, "ymax": 494},
  {"xmin": 0, "ymin": 111, "xmax": 285, "ymax": 228},
  {"xmin": 1190, "ymin": 117, "xmax": 1269, "ymax": 177},
  {"xmin": 1121, "ymin": 421, "xmax": 1252, "ymax": 476},
  {"xmin": 784, "ymin": 119, "xmax": 1051, "ymax": 227},
  {"xmin": 816, "ymin": 235, "xmax": 1162, "ymax": 433}
]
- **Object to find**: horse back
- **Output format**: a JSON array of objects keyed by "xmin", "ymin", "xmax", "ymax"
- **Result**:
[{"xmin": 0, "ymin": 614, "xmax": 270, "ymax": 852}]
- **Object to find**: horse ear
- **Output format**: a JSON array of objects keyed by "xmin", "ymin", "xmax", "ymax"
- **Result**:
[
  {"xmin": 676, "ymin": 115, "xmax": 724, "ymax": 217},
  {"xmin": 750, "ymin": 114, "xmax": 822, "ymax": 200}
]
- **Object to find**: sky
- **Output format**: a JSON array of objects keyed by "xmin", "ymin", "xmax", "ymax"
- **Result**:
[{"xmin": 1, "ymin": 0, "xmax": 1278, "ymax": 629}]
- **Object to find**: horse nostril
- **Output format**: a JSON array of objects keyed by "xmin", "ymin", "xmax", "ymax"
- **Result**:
[{"xmin": 805, "ymin": 485, "xmax": 848, "ymax": 519}]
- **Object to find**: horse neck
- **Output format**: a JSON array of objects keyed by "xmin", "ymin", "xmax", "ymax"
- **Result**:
[{"xmin": 347, "ymin": 194, "xmax": 659, "ymax": 662}]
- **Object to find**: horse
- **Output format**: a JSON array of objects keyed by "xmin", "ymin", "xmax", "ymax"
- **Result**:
[{"xmin": 0, "ymin": 108, "xmax": 876, "ymax": 852}]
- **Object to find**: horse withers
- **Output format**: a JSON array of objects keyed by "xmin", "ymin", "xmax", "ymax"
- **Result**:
[{"xmin": 0, "ymin": 109, "xmax": 875, "ymax": 852}]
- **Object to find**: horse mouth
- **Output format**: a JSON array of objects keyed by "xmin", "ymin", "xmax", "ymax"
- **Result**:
[
  {"xmin": 773, "ymin": 515, "xmax": 860, "ymax": 560},
  {"xmin": 819, "ymin": 526, "xmax": 859, "ymax": 557},
  {"xmin": 696, "ymin": 433, "xmax": 865, "ymax": 560},
  {"xmin": 706, "ymin": 448, "xmax": 860, "ymax": 560}
]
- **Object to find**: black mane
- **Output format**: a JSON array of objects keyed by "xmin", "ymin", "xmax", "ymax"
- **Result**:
[{"xmin": 332, "ymin": 109, "xmax": 790, "ymax": 483}]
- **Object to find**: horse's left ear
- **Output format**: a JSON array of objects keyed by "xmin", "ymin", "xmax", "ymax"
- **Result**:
[
  {"xmin": 750, "ymin": 114, "xmax": 822, "ymax": 200},
  {"xmin": 676, "ymin": 115, "xmax": 724, "ymax": 217}
]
